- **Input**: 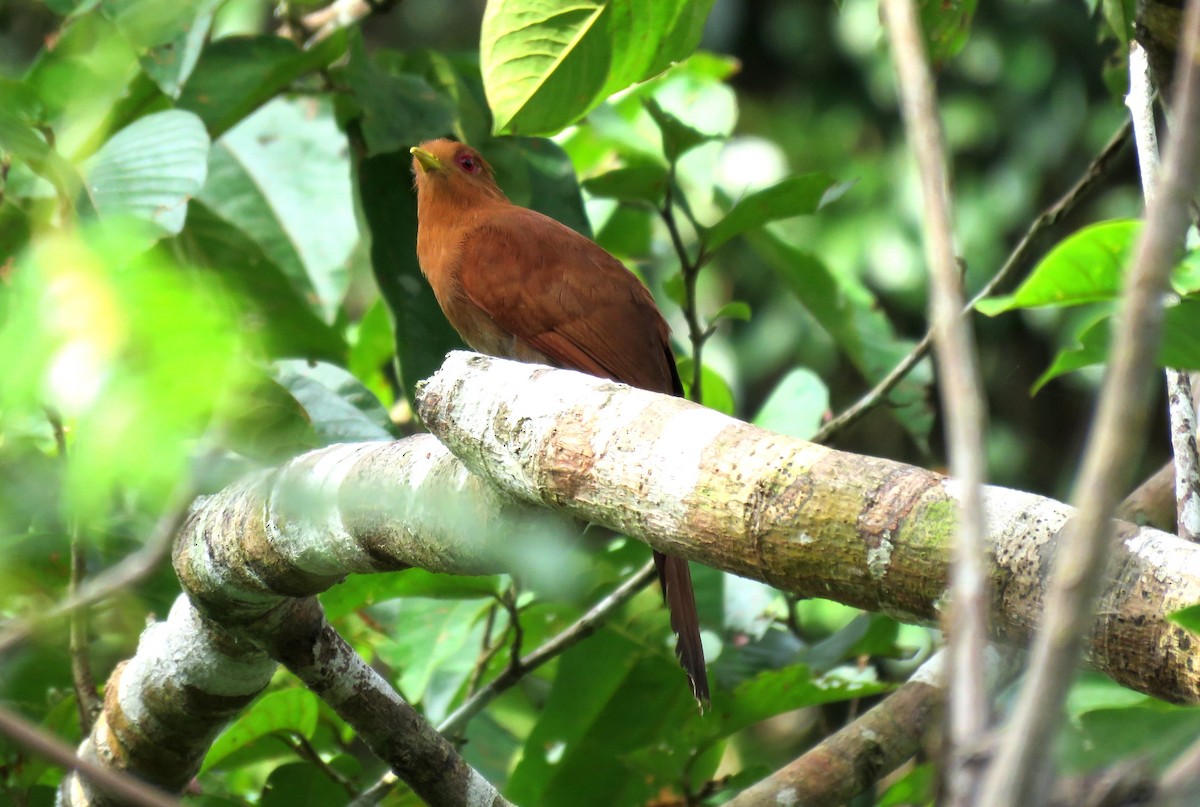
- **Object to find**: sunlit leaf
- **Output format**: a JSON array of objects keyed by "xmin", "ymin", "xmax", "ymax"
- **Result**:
[
  {"xmin": 753, "ymin": 367, "xmax": 828, "ymax": 440},
  {"xmin": 272, "ymin": 359, "xmax": 393, "ymax": 444},
  {"xmin": 705, "ymin": 174, "xmax": 844, "ymax": 252}
]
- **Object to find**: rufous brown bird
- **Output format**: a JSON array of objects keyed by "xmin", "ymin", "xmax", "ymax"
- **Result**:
[{"xmin": 410, "ymin": 138, "xmax": 709, "ymax": 705}]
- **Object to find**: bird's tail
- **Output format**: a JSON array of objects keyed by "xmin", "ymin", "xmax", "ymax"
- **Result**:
[{"xmin": 653, "ymin": 550, "xmax": 710, "ymax": 708}]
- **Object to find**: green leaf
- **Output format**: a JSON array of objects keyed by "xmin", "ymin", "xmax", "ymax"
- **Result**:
[
  {"xmin": 1168, "ymin": 604, "xmax": 1200, "ymax": 635},
  {"xmin": 676, "ymin": 358, "xmax": 735, "ymax": 415},
  {"xmin": 753, "ymin": 368, "xmax": 829, "ymax": 440},
  {"xmin": 172, "ymin": 202, "xmax": 347, "ymax": 362},
  {"xmin": 711, "ymin": 300, "xmax": 752, "ymax": 323},
  {"xmin": 348, "ymin": 297, "xmax": 397, "ymax": 405},
  {"xmin": 202, "ymin": 689, "xmax": 320, "ymax": 772},
  {"xmin": 344, "ymin": 33, "xmax": 457, "ymax": 156},
  {"xmin": 751, "ymin": 231, "xmax": 933, "ymax": 444},
  {"xmin": 644, "ymin": 97, "xmax": 715, "ymax": 163},
  {"xmin": 356, "ymin": 148, "xmax": 462, "ymax": 401},
  {"xmin": 1100, "ymin": 0, "xmax": 1136, "ymax": 47},
  {"xmin": 260, "ymin": 763, "xmax": 348, "ymax": 807},
  {"xmin": 662, "ymin": 272, "xmax": 686, "ymax": 308},
  {"xmin": 582, "ymin": 161, "xmax": 669, "ymax": 205},
  {"xmin": 138, "ymin": 0, "xmax": 219, "ymax": 97},
  {"xmin": 1034, "ymin": 298, "xmax": 1200, "ymax": 390},
  {"xmin": 880, "ymin": 763, "xmax": 936, "ymax": 807},
  {"xmin": 178, "ymin": 32, "xmax": 348, "ymax": 138},
  {"xmin": 101, "ymin": 0, "xmax": 213, "ymax": 50},
  {"xmin": 481, "ymin": 0, "xmax": 612, "ymax": 136},
  {"xmin": 272, "ymin": 359, "xmax": 393, "ymax": 444},
  {"xmin": 0, "ymin": 106, "xmax": 85, "ymax": 204},
  {"xmin": 705, "ymin": 174, "xmax": 843, "ymax": 252},
  {"xmin": 481, "ymin": 136, "xmax": 593, "ymax": 236},
  {"xmin": 722, "ymin": 574, "xmax": 780, "ymax": 641},
  {"xmin": 84, "ymin": 109, "xmax": 210, "ymax": 236},
  {"xmin": 482, "ymin": 0, "xmax": 717, "ymax": 136},
  {"xmin": 320, "ymin": 569, "xmax": 502, "ymax": 621},
  {"xmin": 198, "ymin": 98, "xmax": 356, "ymax": 320},
  {"xmin": 1059, "ymin": 704, "xmax": 1200, "ymax": 774},
  {"xmin": 977, "ymin": 220, "xmax": 1139, "ymax": 315},
  {"xmin": 219, "ymin": 371, "xmax": 320, "ymax": 463},
  {"xmin": 595, "ymin": 203, "xmax": 653, "ymax": 257}
]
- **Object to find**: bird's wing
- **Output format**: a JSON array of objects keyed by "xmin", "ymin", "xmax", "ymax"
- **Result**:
[{"xmin": 458, "ymin": 207, "xmax": 681, "ymax": 396}]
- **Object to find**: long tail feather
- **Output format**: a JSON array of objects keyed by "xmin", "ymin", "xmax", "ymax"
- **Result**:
[{"xmin": 653, "ymin": 550, "xmax": 710, "ymax": 707}]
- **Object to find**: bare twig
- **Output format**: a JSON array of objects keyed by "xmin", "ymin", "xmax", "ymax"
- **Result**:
[
  {"xmin": 276, "ymin": 730, "xmax": 358, "ymax": 794},
  {"xmin": 44, "ymin": 407, "xmax": 101, "ymax": 731},
  {"xmin": 296, "ymin": 0, "xmax": 403, "ymax": 48},
  {"xmin": 1128, "ymin": 42, "xmax": 1200, "ymax": 543},
  {"xmin": 0, "ymin": 703, "xmax": 181, "ymax": 807},
  {"xmin": 812, "ymin": 120, "xmax": 1133, "ymax": 444},
  {"xmin": 661, "ymin": 175, "xmax": 709, "ymax": 403},
  {"xmin": 439, "ymin": 561, "xmax": 657, "ymax": 736},
  {"xmin": 0, "ymin": 485, "xmax": 195, "ymax": 655},
  {"xmin": 978, "ymin": 4, "xmax": 1200, "ymax": 805},
  {"xmin": 881, "ymin": 3, "xmax": 991, "ymax": 804}
]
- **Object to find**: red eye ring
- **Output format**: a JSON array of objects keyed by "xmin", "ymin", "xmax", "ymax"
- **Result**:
[{"xmin": 456, "ymin": 152, "xmax": 481, "ymax": 174}]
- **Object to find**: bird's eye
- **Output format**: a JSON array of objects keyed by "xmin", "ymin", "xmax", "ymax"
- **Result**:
[{"xmin": 456, "ymin": 152, "xmax": 481, "ymax": 174}]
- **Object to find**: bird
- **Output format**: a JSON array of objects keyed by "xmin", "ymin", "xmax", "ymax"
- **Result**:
[{"xmin": 410, "ymin": 138, "xmax": 709, "ymax": 706}]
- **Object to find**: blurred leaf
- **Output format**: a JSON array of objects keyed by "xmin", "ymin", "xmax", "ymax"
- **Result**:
[
  {"xmin": 676, "ymin": 358, "xmax": 735, "ymax": 415},
  {"xmin": 711, "ymin": 300, "xmax": 751, "ymax": 323},
  {"xmin": 595, "ymin": 203, "xmax": 653, "ymax": 257},
  {"xmin": 1174, "ymin": 249, "xmax": 1200, "ymax": 295},
  {"xmin": 348, "ymin": 297, "xmax": 397, "ymax": 404},
  {"xmin": 644, "ymin": 97, "xmax": 715, "ymax": 163},
  {"xmin": 321, "ymin": 569, "xmax": 502, "ymax": 621},
  {"xmin": 1059, "ymin": 704, "xmax": 1200, "ymax": 773},
  {"xmin": 173, "ymin": 202, "xmax": 347, "ymax": 361},
  {"xmin": 1168, "ymin": 603, "xmax": 1200, "ymax": 635},
  {"xmin": 977, "ymin": 220, "xmax": 1138, "ymax": 315},
  {"xmin": 219, "ymin": 371, "xmax": 319, "ymax": 463},
  {"xmin": 582, "ymin": 161, "xmax": 669, "ymax": 205},
  {"xmin": 753, "ymin": 367, "xmax": 828, "ymax": 440},
  {"xmin": 0, "ymin": 106, "xmax": 85, "ymax": 203},
  {"xmin": 199, "ymin": 98, "xmax": 356, "ymax": 319},
  {"xmin": 260, "ymin": 762, "xmax": 347, "ymax": 807},
  {"xmin": 483, "ymin": 136, "xmax": 593, "ymax": 236},
  {"xmin": 879, "ymin": 762, "xmax": 936, "ymax": 806},
  {"xmin": 705, "ymin": 174, "xmax": 843, "ymax": 252},
  {"xmin": 138, "ymin": 0, "xmax": 219, "ymax": 97},
  {"xmin": 752, "ymin": 231, "xmax": 933, "ymax": 444},
  {"xmin": 662, "ymin": 272, "xmax": 686, "ymax": 308},
  {"xmin": 918, "ymin": 0, "xmax": 978, "ymax": 62},
  {"xmin": 84, "ymin": 109, "xmax": 210, "ymax": 236},
  {"xmin": 272, "ymin": 359, "xmax": 393, "ymax": 444},
  {"xmin": 723, "ymin": 575, "xmax": 779, "ymax": 641},
  {"xmin": 101, "ymin": 0, "xmax": 213, "ymax": 50},
  {"xmin": 482, "ymin": 0, "xmax": 716, "ymax": 136},
  {"xmin": 203, "ymin": 689, "xmax": 320, "ymax": 772},
  {"xmin": 344, "ymin": 33, "xmax": 457, "ymax": 157},
  {"xmin": 1100, "ymin": 0, "xmax": 1136, "ymax": 47},
  {"xmin": 1035, "ymin": 298, "xmax": 1200, "ymax": 390},
  {"xmin": 356, "ymin": 148, "xmax": 462, "ymax": 401},
  {"xmin": 179, "ymin": 32, "xmax": 348, "ymax": 138}
]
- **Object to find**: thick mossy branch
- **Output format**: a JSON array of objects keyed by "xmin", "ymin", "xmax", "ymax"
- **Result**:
[{"xmin": 416, "ymin": 352, "xmax": 1200, "ymax": 704}]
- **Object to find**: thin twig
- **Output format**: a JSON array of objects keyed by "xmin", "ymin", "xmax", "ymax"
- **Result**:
[
  {"xmin": 662, "ymin": 171, "xmax": 709, "ymax": 403},
  {"xmin": 438, "ymin": 561, "xmax": 657, "ymax": 736},
  {"xmin": 978, "ymin": 4, "xmax": 1200, "ymax": 805},
  {"xmin": 0, "ymin": 485, "xmax": 195, "ymax": 655},
  {"xmin": 276, "ymin": 731, "xmax": 358, "ymax": 795},
  {"xmin": 347, "ymin": 562, "xmax": 659, "ymax": 807},
  {"xmin": 812, "ymin": 119, "xmax": 1133, "ymax": 444},
  {"xmin": 44, "ymin": 407, "xmax": 101, "ymax": 731},
  {"xmin": 881, "ymin": 4, "xmax": 991, "ymax": 805},
  {"xmin": 0, "ymin": 703, "xmax": 181, "ymax": 807}
]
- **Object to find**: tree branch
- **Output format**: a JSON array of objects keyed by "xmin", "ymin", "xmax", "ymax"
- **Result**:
[
  {"xmin": 881, "ymin": 3, "xmax": 992, "ymax": 803},
  {"xmin": 417, "ymin": 353, "xmax": 1200, "ymax": 704},
  {"xmin": 978, "ymin": 2, "xmax": 1200, "ymax": 803}
]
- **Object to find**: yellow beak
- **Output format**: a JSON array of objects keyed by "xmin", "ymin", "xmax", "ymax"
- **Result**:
[{"xmin": 410, "ymin": 147, "xmax": 443, "ymax": 173}]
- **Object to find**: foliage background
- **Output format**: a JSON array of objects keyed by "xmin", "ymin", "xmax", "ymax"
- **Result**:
[{"xmin": 0, "ymin": 0, "xmax": 1196, "ymax": 805}]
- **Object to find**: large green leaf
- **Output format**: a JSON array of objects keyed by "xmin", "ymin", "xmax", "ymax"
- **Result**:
[
  {"xmin": 977, "ymin": 220, "xmax": 1139, "ymax": 315},
  {"xmin": 481, "ymin": 0, "xmax": 717, "ymax": 136},
  {"xmin": 137, "ymin": 0, "xmax": 219, "ymax": 98},
  {"xmin": 199, "ymin": 98, "xmax": 356, "ymax": 320},
  {"xmin": 100, "ymin": 0, "xmax": 211, "ymax": 50},
  {"xmin": 751, "ymin": 230, "xmax": 933, "ymax": 444},
  {"xmin": 201, "ymin": 689, "xmax": 320, "ymax": 772},
  {"xmin": 84, "ymin": 109, "xmax": 210, "ymax": 236},
  {"xmin": 178, "ymin": 32, "xmax": 348, "ymax": 138}
]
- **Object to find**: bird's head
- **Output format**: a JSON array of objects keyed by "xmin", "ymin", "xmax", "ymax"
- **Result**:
[{"xmin": 410, "ymin": 139, "xmax": 506, "ymax": 205}]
